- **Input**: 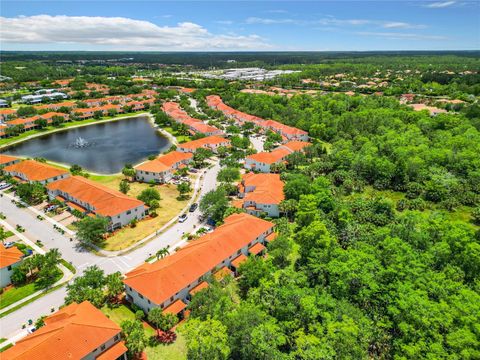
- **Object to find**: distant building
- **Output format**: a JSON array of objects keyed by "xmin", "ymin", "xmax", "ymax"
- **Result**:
[
  {"xmin": 245, "ymin": 141, "xmax": 311, "ymax": 173},
  {"xmin": 0, "ymin": 154, "xmax": 20, "ymax": 168},
  {"xmin": 135, "ymin": 151, "xmax": 193, "ymax": 183},
  {"xmin": 177, "ymin": 135, "xmax": 231, "ymax": 153},
  {"xmin": 0, "ymin": 99, "xmax": 9, "ymax": 108},
  {"xmin": 2, "ymin": 301, "xmax": 127, "ymax": 360},
  {"xmin": 21, "ymin": 92, "xmax": 68, "ymax": 104}
]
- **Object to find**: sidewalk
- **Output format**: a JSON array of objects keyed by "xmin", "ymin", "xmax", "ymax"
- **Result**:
[
  {"xmin": 95, "ymin": 159, "xmax": 216, "ymax": 257},
  {"xmin": 0, "ymin": 220, "xmax": 74, "ymax": 316}
]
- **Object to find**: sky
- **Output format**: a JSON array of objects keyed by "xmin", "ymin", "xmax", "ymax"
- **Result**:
[{"xmin": 1, "ymin": 1, "xmax": 479, "ymax": 51}]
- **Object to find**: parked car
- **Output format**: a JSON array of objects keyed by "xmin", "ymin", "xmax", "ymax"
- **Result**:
[
  {"xmin": 27, "ymin": 326, "xmax": 36, "ymax": 334},
  {"xmin": 3, "ymin": 241, "xmax": 15, "ymax": 249},
  {"xmin": 189, "ymin": 203, "xmax": 198, "ymax": 212},
  {"xmin": 0, "ymin": 183, "xmax": 12, "ymax": 190},
  {"xmin": 178, "ymin": 214, "xmax": 188, "ymax": 223},
  {"xmin": 189, "ymin": 168, "xmax": 198, "ymax": 173},
  {"xmin": 44, "ymin": 205, "xmax": 58, "ymax": 213}
]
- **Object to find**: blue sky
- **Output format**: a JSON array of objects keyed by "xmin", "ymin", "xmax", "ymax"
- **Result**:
[{"xmin": 1, "ymin": 1, "xmax": 479, "ymax": 51}]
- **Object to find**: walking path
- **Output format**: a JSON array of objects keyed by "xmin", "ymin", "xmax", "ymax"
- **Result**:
[{"xmin": 0, "ymin": 220, "xmax": 74, "ymax": 316}]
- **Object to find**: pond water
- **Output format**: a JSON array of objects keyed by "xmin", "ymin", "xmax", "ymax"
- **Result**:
[{"xmin": 2, "ymin": 116, "xmax": 171, "ymax": 174}]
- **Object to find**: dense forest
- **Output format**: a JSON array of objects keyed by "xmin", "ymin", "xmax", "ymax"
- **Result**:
[{"xmin": 182, "ymin": 90, "xmax": 480, "ymax": 359}]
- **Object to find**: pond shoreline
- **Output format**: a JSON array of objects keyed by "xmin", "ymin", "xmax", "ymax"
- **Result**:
[
  {"xmin": 2, "ymin": 113, "xmax": 172, "ymax": 175},
  {"xmin": 0, "ymin": 112, "xmax": 152, "ymax": 151}
]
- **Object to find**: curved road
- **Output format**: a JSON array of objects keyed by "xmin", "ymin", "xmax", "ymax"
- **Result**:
[{"xmin": 0, "ymin": 161, "xmax": 220, "ymax": 338}]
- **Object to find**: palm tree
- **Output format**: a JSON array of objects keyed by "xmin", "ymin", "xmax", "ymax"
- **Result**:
[{"xmin": 156, "ymin": 246, "xmax": 170, "ymax": 260}]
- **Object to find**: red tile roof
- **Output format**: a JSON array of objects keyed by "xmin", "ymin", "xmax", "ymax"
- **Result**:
[
  {"xmin": 249, "ymin": 242, "xmax": 266, "ymax": 255},
  {"xmin": 240, "ymin": 173, "xmax": 284, "ymax": 205},
  {"xmin": 214, "ymin": 266, "xmax": 233, "ymax": 281},
  {"xmin": 2, "ymin": 301, "xmax": 121, "ymax": 360},
  {"xmin": 124, "ymin": 213, "xmax": 274, "ymax": 304},
  {"xmin": 178, "ymin": 136, "xmax": 230, "ymax": 151},
  {"xmin": 135, "ymin": 151, "xmax": 193, "ymax": 173},
  {"xmin": 246, "ymin": 148, "xmax": 290, "ymax": 165},
  {"xmin": 47, "ymin": 175, "xmax": 144, "ymax": 217},
  {"xmin": 0, "ymin": 243, "xmax": 23, "ymax": 269},
  {"xmin": 162, "ymin": 299, "xmax": 187, "ymax": 315},
  {"xmin": 189, "ymin": 281, "xmax": 209, "ymax": 296},
  {"xmin": 231, "ymin": 253, "xmax": 248, "ymax": 269},
  {"xmin": 280, "ymin": 141, "xmax": 312, "ymax": 152},
  {"xmin": 96, "ymin": 341, "xmax": 128, "ymax": 360},
  {"xmin": 0, "ymin": 154, "xmax": 19, "ymax": 166},
  {"xmin": 4, "ymin": 160, "xmax": 68, "ymax": 182}
]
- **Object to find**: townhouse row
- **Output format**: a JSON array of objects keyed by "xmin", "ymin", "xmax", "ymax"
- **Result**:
[
  {"xmin": 206, "ymin": 95, "xmax": 309, "ymax": 142},
  {"xmin": 1, "ymin": 157, "xmax": 147, "ymax": 231},
  {"xmin": 123, "ymin": 213, "xmax": 276, "ymax": 316},
  {"xmin": 2, "ymin": 301, "xmax": 127, "ymax": 360},
  {"xmin": 245, "ymin": 140, "xmax": 312, "ymax": 172},
  {"xmin": 162, "ymin": 101, "xmax": 223, "ymax": 136}
]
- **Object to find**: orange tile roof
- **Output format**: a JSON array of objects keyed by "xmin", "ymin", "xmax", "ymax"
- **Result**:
[
  {"xmin": 96, "ymin": 341, "xmax": 128, "ymax": 360},
  {"xmin": 231, "ymin": 253, "xmax": 248, "ymax": 269},
  {"xmin": 0, "ymin": 109, "xmax": 16, "ymax": 116},
  {"xmin": 0, "ymin": 243, "xmax": 23, "ymax": 269},
  {"xmin": 178, "ymin": 136, "xmax": 230, "ymax": 151},
  {"xmin": 280, "ymin": 141, "xmax": 312, "ymax": 152},
  {"xmin": 240, "ymin": 173, "xmax": 284, "ymax": 205},
  {"xmin": 189, "ymin": 281, "xmax": 209, "ymax": 296},
  {"xmin": 3, "ymin": 160, "xmax": 68, "ymax": 182},
  {"xmin": 249, "ymin": 242, "xmax": 266, "ymax": 255},
  {"xmin": 135, "ymin": 151, "xmax": 193, "ymax": 173},
  {"xmin": 0, "ymin": 154, "xmax": 19, "ymax": 166},
  {"xmin": 124, "ymin": 213, "xmax": 274, "ymax": 304},
  {"xmin": 265, "ymin": 232, "xmax": 278, "ymax": 242},
  {"xmin": 162, "ymin": 299, "xmax": 187, "ymax": 315},
  {"xmin": 2, "ymin": 301, "xmax": 121, "ymax": 360},
  {"xmin": 264, "ymin": 120, "xmax": 308, "ymax": 136},
  {"xmin": 47, "ymin": 175, "xmax": 144, "ymax": 217},
  {"xmin": 246, "ymin": 148, "xmax": 290, "ymax": 165},
  {"xmin": 214, "ymin": 266, "xmax": 233, "ymax": 281}
]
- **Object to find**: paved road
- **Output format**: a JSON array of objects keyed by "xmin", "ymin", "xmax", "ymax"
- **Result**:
[
  {"xmin": 0, "ymin": 161, "xmax": 220, "ymax": 338},
  {"xmin": 250, "ymin": 136, "xmax": 266, "ymax": 152}
]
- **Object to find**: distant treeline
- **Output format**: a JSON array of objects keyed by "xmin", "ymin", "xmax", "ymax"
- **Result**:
[{"xmin": 2, "ymin": 51, "xmax": 479, "ymax": 67}]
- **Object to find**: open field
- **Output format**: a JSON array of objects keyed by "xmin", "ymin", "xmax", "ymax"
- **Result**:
[{"xmin": 90, "ymin": 174, "xmax": 191, "ymax": 250}]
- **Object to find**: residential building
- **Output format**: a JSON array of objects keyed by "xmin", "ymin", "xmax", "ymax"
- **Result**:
[
  {"xmin": 409, "ymin": 103, "xmax": 447, "ymax": 116},
  {"xmin": 135, "ymin": 151, "xmax": 193, "ymax": 183},
  {"xmin": 245, "ymin": 148, "xmax": 290, "ymax": 173},
  {"xmin": 0, "ymin": 244, "xmax": 24, "ymax": 288},
  {"xmin": 0, "ymin": 109, "xmax": 17, "ymax": 121},
  {"xmin": 123, "ymin": 213, "xmax": 275, "ymax": 314},
  {"xmin": 47, "ymin": 176, "xmax": 146, "ymax": 231},
  {"xmin": 21, "ymin": 92, "xmax": 68, "ymax": 104},
  {"xmin": 206, "ymin": 95, "xmax": 308, "ymax": 141},
  {"xmin": 3, "ymin": 160, "xmax": 70, "ymax": 184},
  {"xmin": 235, "ymin": 173, "xmax": 285, "ymax": 217},
  {"xmin": 0, "ymin": 154, "xmax": 20, "ymax": 168},
  {"xmin": 162, "ymin": 102, "xmax": 223, "ymax": 136},
  {"xmin": 245, "ymin": 141, "xmax": 312, "ymax": 173},
  {"xmin": 2, "ymin": 301, "xmax": 127, "ymax": 360},
  {"xmin": 177, "ymin": 135, "xmax": 231, "ymax": 153}
]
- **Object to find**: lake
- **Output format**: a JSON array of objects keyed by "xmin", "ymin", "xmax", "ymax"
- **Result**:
[{"xmin": 2, "ymin": 116, "xmax": 171, "ymax": 174}]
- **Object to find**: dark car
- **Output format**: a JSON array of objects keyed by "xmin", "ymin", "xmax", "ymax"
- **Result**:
[{"xmin": 189, "ymin": 203, "xmax": 198, "ymax": 212}]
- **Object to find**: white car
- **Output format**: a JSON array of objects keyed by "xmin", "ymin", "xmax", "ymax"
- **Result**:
[{"xmin": 178, "ymin": 214, "xmax": 188, "ymax": 223}]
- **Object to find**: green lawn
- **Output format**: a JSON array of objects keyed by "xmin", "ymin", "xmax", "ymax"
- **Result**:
[
  {"xmin": 163, "ymin": 127, "xmax": 191, "ymax": 143},
  {"xmin": 0, "ymin": 282, "xmax": 37, "ymax": 310},
  {"xmin": 101, "ymin": 304, "xmax": 187, "ymax": 360}
]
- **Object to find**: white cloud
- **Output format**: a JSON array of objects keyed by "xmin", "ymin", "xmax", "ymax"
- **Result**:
[
  {"xmin": 382, "ymin": 22, "xmax": 427, "ymax": 29},
  {"xmin": 424, "ymin": 1, "xmax": 456, "ymax": 8},
  {"xmin": 0, "ymin": 15, "xmax": 269, "ymax": 50},
  {"xmin": 245, "ymin": 16, "xmax": 425, "ymax": 29},
  {"xmin": 357, "ymin": 31, "xmax": 447, "ymax": 40}
]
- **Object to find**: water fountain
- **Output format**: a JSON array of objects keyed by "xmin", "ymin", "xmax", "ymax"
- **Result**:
[{"xmin": 69, "ymin": 136, "xmax": 93, "ymax": 149}]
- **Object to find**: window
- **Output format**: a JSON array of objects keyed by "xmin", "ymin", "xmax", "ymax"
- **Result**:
[
  {"xmin": 139, "ymin": 294, "xmax": 144, "ymax": 299},
  {"xmin": 100, "ymin": 345, "xmax": 106, "ymax": 351},
  {"xmin": 7, "ymin": 266, "xmax": 12, "ymax": 271},
  {"xmin": 170, "ymin": 296, "xmax": 174, "ymax": 301},
  {"xmin": 148, "ymin": 299, "xmax": 151, "ymax": 304},
  {"xmin": 114, "ymin": 334, "xmax": 120, "ymax": 341},
  {"xmin": 127, "ymin": 210, "xmax": 131, "ymax": 215}
]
